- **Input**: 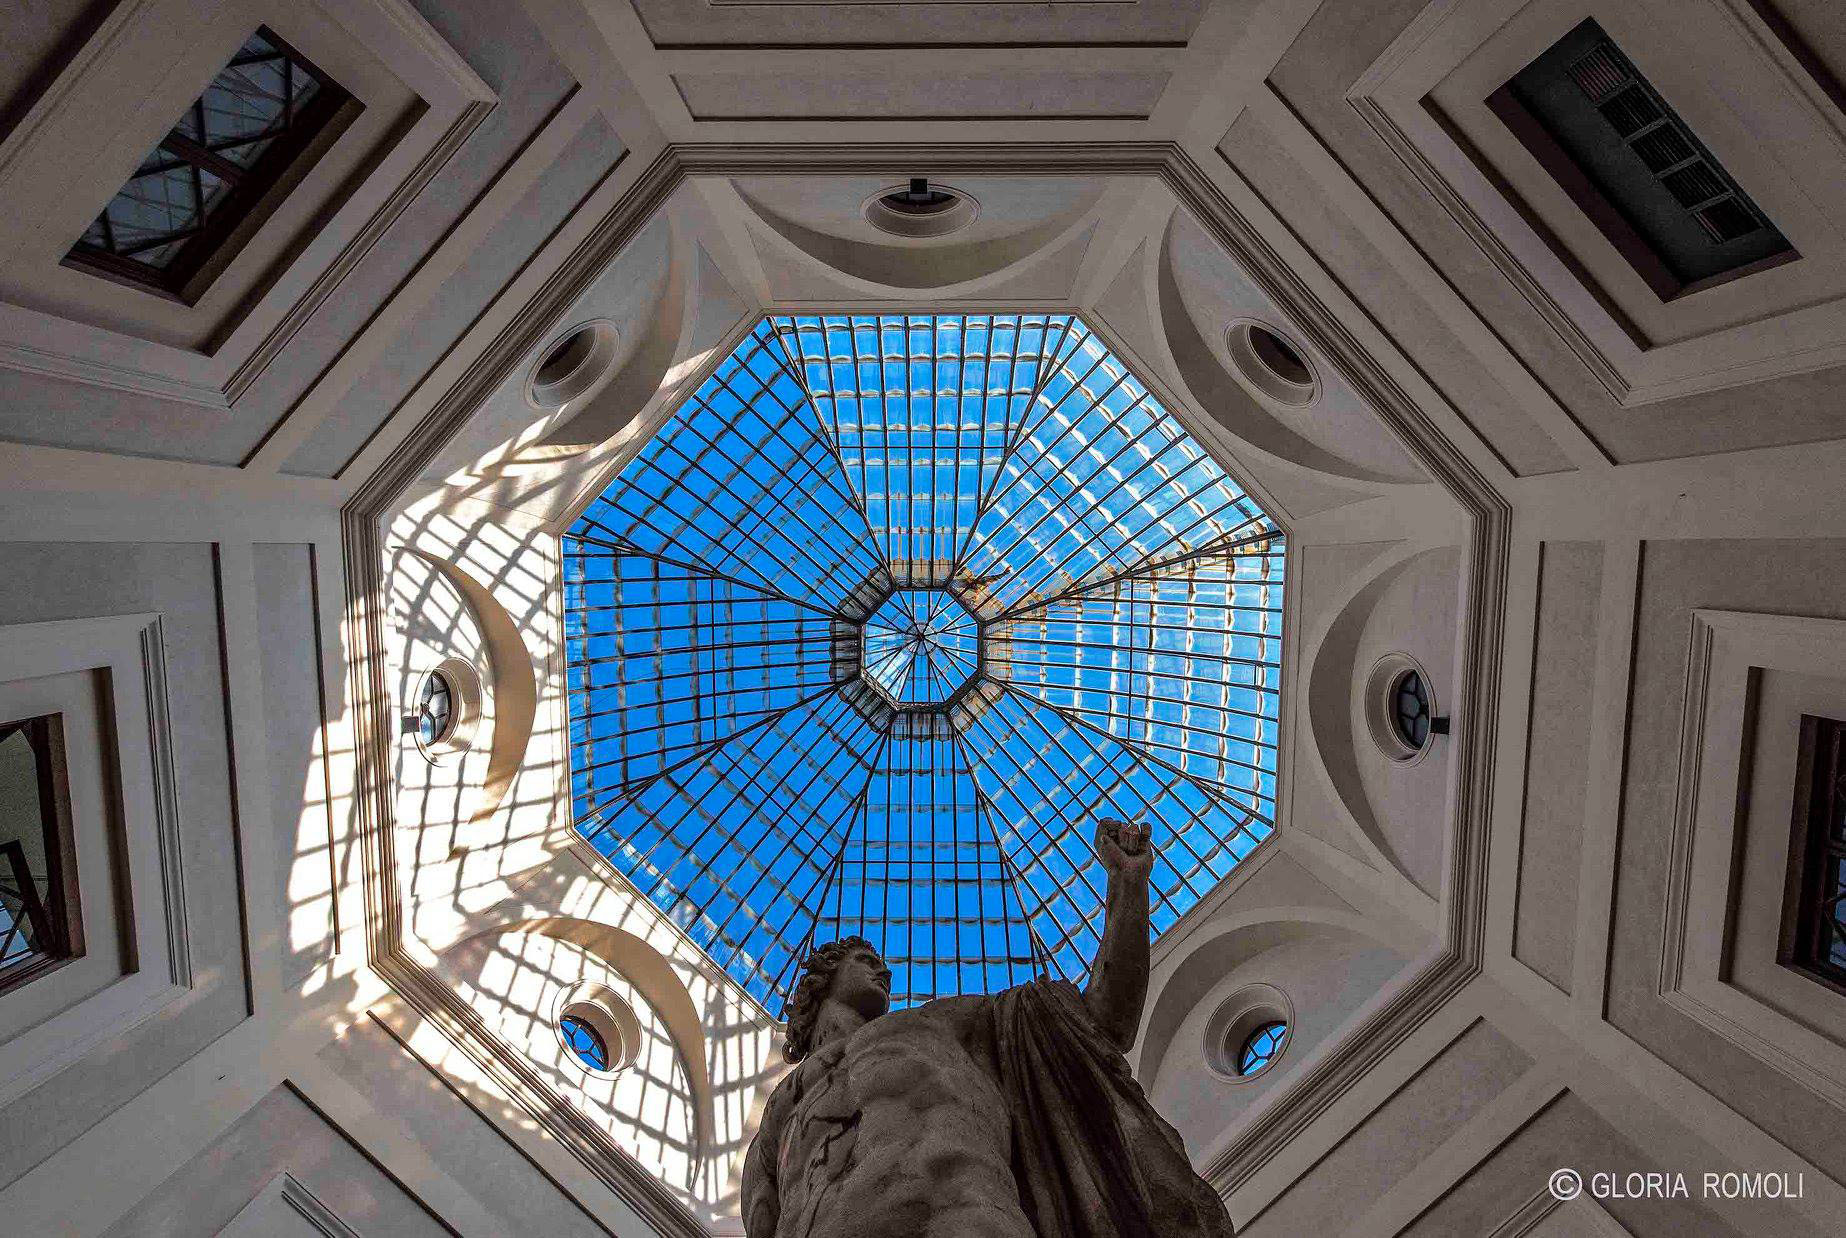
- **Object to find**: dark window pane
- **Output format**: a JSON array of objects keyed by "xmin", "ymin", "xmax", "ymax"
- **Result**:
[
  {"xmin": 1662, "ymin": 162, "xmax": 1727, "ymax": 209},
  {"xmin": 1566, "ymin": 45, "xmax": 1630, "ymax": 101},
  {"xmin": 1694, "ymin": 198, "xmax": 1761, "ymax": 243},
  {"xmin": 1789, "ymin": 718, "xmax": 1846, "ymax": 991},
  {"xmin": 1496, "ymin": 18, "xmax": 1793, "ymax": 294},
  {"xmin": 0, "ymin": 716, "xmax": 81, "ymax": 990},
  {"xmin": 1392, "ymin": 670, "xmax": 1431, "ymax": 751},
  {"xmin": 63, "ymin": 26, "xmax": 352, "ymax": 297},
  {"xmin": 1596, "ymin": 86, "xmax": 1659, "ymax": 137},
  {"xmin": 1630, "ymin": 126, "xmax": 1693, "ymax": 172}
]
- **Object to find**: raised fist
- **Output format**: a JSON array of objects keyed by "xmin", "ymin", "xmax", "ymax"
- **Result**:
[{"xmin": 1094, "ymin": 818, "xmax": 1155, "ymax": 880}]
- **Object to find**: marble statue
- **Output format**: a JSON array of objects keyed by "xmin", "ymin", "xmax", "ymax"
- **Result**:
[{"xmin": 741, "ymin": 819, "xmax": 1235, "ymax": 1237}]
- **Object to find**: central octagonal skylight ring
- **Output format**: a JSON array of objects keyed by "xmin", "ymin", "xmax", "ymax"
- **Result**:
[
  {"xmin": 857, "ymin": 585, "xmax": 985, "ymax": 711},
  {"xmin": 563, "ymin": 312, "xmax": 1286, "ymax": 1012}
]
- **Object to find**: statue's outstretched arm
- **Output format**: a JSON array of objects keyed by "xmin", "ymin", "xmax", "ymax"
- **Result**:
[{"xmin": 1082, "ymin": 818, "xmax": 1155, "ymax": 1052}]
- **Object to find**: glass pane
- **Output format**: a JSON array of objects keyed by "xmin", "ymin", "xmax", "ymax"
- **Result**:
[
  {"xmin": 1238, "ymin": 1020, "xmax": 1288, "ymax": 1076},
  {"xmin": 418, "ymin": 673, "xmax": 453, "ymax": 745},
  {"xmin": 108, "ymin": 166, "xmax": 202, "ymax": 248},
  {"xmin": 0, "ymin": 718, "xmax": 71, "ymax": 977},
  {"xmin": 1821, "ymin": 856, "xmax": 1846, "ymax": 971},
  {"xmin": 861, "ymin": 590, "xmax": 979, "ymax": 705},
  {"xmin": 559, "ymin": 1014, "xmax": 610, "ymax": 1071},
  {"xmin": 1393, "ymin": 671, "xmax": 1431, "ymax": 750}
]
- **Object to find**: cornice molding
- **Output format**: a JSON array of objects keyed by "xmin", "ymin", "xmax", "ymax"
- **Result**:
[
  {"xmin": 1164, "ymin": 141, "xmax": 1508, "ymax": 1193},
  {"xmin": 339, "ymin": 139, "xmax": 1510, "ymax": 1228}
]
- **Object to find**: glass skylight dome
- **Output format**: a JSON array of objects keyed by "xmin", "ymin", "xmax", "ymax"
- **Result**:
[{"xmin": 563, "ymin": 313, "xmax": 1285, "ymax": 1012}]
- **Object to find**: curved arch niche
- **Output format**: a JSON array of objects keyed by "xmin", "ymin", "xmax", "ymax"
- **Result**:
[
  {"xmin": 440, "ymin": 922, "xmax": 710, "ymax": 1199},
  {"xmin": 1137, "ymin": 913, "xmax": 1408, "ymax": 1153},
  {"xmin": 1305, "ymin": 545, "xmax": 1461, "ymax": 896}
]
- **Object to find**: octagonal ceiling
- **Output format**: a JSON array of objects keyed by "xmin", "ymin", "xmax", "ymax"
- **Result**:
[{"xmin": 562, "ymin": 312, "xmax": 1285, "ymax": 1010}]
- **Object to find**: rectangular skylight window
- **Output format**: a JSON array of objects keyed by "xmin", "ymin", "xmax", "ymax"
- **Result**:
[
  {"xmin": 0, "ymin": 714, "xmax": 82, "ymax": 995},
  {"xmin": 63, "ymin": 27, "xmax": 355, "ymax": 301},
  {"xmin": 1489, "ymin": 18, "xmax": 1795, "ymax": 299},
  {"xmin": 1785, "ymin": 715, "xmax": 1846, "ymax": 995}
]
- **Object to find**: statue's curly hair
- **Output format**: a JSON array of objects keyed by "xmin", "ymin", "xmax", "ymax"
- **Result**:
[{"xmin": 782, "ymin": 936, "xmax": 877, "ymax": 1063}]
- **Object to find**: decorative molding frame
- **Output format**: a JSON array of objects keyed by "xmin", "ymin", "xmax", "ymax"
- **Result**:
[
  {"xmin": 1348, "ymin": 0, "xmax": 1846, "ymax": 406},
  {"xmin": 220, "ymin": 1171, "xmax": 364, "ymax": 1238},
  {"xmin": 1487, "ymin": 1186, "xmax": 1633, "ymax": 1237},
  {"xmin": 1660, "ymin": 608, "xmax": 1846, "ymax": 1113},
  {"xmin": 337, "ymin": 142, "xmax": 1509, "ymax": 1223},
  {"xmin": 0, "ymin": 612, "xmax": 193, "ymax": 1107},
  {"xmin": 0, "ymin": 0, "xmax": 495, "ymax": 409},
  {"xmin": 137, "ymin": 613, "xmax": 190, "ymax": 984}
]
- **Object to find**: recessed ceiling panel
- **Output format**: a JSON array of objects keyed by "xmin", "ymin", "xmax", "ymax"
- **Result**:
[
  {"xmin": 632, "ymin": 0, "xmax": 1206, "ymax": 48},
  {"xmin": 672, "ymin": 70, "xmax": 1171, "ymax": 120}
]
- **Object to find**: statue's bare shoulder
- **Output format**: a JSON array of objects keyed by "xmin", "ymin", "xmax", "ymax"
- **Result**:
[
  {"xmin": 746, "ymin": 992, "xmax": 1028, "ymax": 1238},
  {"xmin": 762, "ymin": 992, "xmax": 995, "ymax": 1127}
]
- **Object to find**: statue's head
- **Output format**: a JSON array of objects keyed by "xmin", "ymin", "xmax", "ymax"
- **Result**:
[{"xmin": 782, "ymin": 936, "xmax": 889, "ymax": 1062}]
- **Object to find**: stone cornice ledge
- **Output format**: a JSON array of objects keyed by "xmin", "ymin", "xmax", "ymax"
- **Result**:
[{"xmin": 340, "ymin": 140, "xmax": 1509, "ymax": 1230}]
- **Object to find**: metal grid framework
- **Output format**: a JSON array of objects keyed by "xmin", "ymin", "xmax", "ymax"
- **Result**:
[
  {"xmin": 564, "ymin": 313, "xmax": 1285, "ymax": 1011},
  {"xmin": 860, "ymin": 589, "xmax": 980, "ymax": 706}
]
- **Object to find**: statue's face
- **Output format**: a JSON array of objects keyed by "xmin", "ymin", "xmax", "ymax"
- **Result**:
[{"xmin": 827, "ymin": 942, "xmax": 892, "ymax": 1020}]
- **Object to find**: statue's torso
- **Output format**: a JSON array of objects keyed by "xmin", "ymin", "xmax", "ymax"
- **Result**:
[{"xmin": 768, "ymin": 995, "xmax": 1034, "ymax": 1238}]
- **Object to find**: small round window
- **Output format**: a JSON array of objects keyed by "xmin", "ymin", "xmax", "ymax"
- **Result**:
[
  {"xmin": 1248, "ymin": 326, "xmax": 1311, "ymax": 387},
  {"xmin": 416, "ymin": 670, "xmax": 455, "ymax": 746},
  {"xmin": 1226, "ymin": 318, "xmax": 1319, "ymax": 408},
  {"xmin": 558, "ymin": 1013, "xmax": 610, "ymax": 1071},
  {"xmin": 1365, "ymin": 652, "xmax": 1442, "ymax": 763},
  {"xmin": 407, "ymin": 658, "xmax": 481, "ymax": 761},
  {"xmin": 1204, "ymin": 982, "xmax": 1292, "ymax": 1082},
  {"xmin": 536, "ymin": 328, "xmax": 597, "ymax": 388},
  {"xmin": 526, "ymin": 319, "xmax": 620, "ymax": 412},
  {"xmin": 1390, "ymin": 668, "xmax": 1433, "ymax": 752},
  {"xmin": 880, "ymin": 178, "xmax": 959, "ymax": 216},
  {"xmin": 552, "ymin": 986, "xmax": 642, "ymax": 1078},
  {"xmin": 863, "ymin": 179, "xmax": 979, "ymax": 238},
  {"xmin": 1237, "ymin": 1020, "xmax": 1289, "ymax": 1077}
]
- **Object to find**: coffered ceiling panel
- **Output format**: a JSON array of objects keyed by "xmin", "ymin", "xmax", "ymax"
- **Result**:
[
  {"xmin": 0, "ymin": 0, "xmax": 494, "ymax": 404},
  {"xmin": 673, "ymin": 68, "xmax": 1172, "ymax": 120},
  {"xmin": 629, "ymin": 0, "xmax": 1208, "ymax": 48}
]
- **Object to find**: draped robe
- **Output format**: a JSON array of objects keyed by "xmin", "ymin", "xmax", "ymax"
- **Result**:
[{"xmin": 741, "ymin": 978, "xmax": 1235, "ymax": 1238}]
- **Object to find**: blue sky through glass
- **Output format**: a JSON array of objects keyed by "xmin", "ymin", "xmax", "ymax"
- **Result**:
[{"xmin": 564, "ymin": 313, "xmax": 1285, "ymax": 1013}]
